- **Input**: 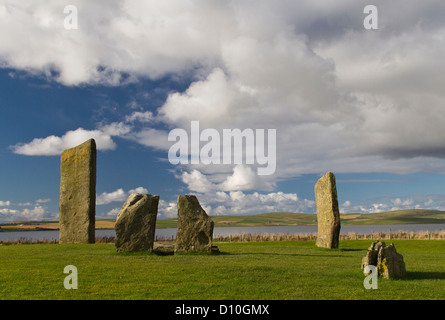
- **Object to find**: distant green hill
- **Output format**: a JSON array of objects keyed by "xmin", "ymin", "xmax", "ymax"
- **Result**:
[
  {"xmin": 155, "ymin": 209, "xmax": 445, "ymax": 228},
  {"xmin": 156, "ymin": 212, "xmax": 317, "ymax": 228},
  {"xmin": 2, "ymin": 209, "xmax": 445, "ymax": 231},
  {"xmin": 340, "ymin": 209, "xmax": 445, "ymax": 225}
]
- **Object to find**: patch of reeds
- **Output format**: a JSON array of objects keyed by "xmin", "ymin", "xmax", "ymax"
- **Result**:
[
  {"xmin": 341, "ymin": 229, "xmax": 445, "ymax": 241},
  {"xmin": 212, "ymin": 233, "xmax": 317, "ymax": 242},
  {"xmin": 153, "ymin": 233, "xmax": 318, "ymax": 242},
  {"xmin": 155, "ymin": 230, "xmax": 445, "ymax": 242},
  {"xmin": 95, "ymin": 236, "xmax": 116, "ymax": 243},
  {"xmin": 0, "ymin": 236, "xmax": 116, "ymax": 245},
  {"xmin": 0, "ymin": 237, "xmax": 59, "ymax": 245}
]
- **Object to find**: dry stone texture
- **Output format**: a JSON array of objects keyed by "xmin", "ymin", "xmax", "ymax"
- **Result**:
[
  {"xmin": 59, "ymin": 139, "xmax": 96, "ymax": 244},
  {"xmin": 315, "ymin": 172, "xmax": 341, "ymax": 248}
]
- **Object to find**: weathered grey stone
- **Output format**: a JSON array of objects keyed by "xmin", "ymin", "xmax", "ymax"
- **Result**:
[
  {"xmin": 378, "ymin": 243, "xmax": 406, "ymax": 279},
  {"xmin": 115, "ymin": 193, "xmax": 159, "ymax": 252},
  {"xmin": 175, "ymin": 195, "xmax": 215, "ymax": 253},
  {"xmin": 361, "ymin": 241, "xmax": 384, "ymax": 274},
  {"xmin": 153, "ymin": 242, "xmax": 175, "ymax": 253},
  {"xmin": 361, "ymin": 241, "xmax": 406, "ymax": 279},
  {"xmin": 59, "ymin": 139, "xmax": 96, "ymax": 244},
  {"xmin": 314, "ymin": 172, "xmax": 341, "ymax": 248}
]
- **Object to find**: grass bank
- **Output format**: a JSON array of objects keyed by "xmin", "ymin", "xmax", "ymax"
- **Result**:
[{"xmin": 1, "ymin": 240, "xmax": 445, "ymax": 299}]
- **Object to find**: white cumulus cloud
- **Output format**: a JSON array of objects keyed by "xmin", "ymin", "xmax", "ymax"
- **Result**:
[
  {"xmin": 0, "ymin": 201, "xmax": 11, "ymax": 206},
  {"xmin": 11, "ymin": 128, "xmax": 117, "ymax": 156},
  {"xmin": 197, "ymin": 190, "xmax": 311, "ymax": 216},
  {"xmin": 96, "ymin": 186, "xmax": 149, "ymax": 205}
]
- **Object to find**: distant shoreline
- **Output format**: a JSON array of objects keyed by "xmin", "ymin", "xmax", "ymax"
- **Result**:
[{"xmin": 1, "ymin": 209, "xmax": 445, "ymax": 232}]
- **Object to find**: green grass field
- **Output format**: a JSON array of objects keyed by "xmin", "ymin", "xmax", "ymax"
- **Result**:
[{"xmin": 1, "ymin": 240, "xmax": 445, "ymax": 300}]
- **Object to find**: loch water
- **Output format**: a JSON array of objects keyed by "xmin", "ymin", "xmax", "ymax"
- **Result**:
[{"xmin": 1, "ymin": 224, "xmax": 445, "ymax": 241}]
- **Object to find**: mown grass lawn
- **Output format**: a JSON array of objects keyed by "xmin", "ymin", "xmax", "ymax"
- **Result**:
[{"xmin": 1, "ymin": 240, "xmax": 444, "ymax": 300}]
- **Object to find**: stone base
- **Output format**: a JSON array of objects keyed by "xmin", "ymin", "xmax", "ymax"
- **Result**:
[{"xmin": 153, "ymin": 242, "xmax": 220, "ymax": 254}]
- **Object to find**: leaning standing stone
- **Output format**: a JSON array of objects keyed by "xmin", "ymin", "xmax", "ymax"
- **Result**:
[
  {"xmin": 59, "ymin": 139, "xmax": 97, "ymax": 244},
  {"xmin": 314, "ymin": 172, "xmax": 341, "ymax": 248},
  {"xmin": 175, "ymin": 195, "xmax": 214, "ymax": 253},
  {"xmin": 115, "ymin": 193, "xmax": 159, "ymax": 252}
]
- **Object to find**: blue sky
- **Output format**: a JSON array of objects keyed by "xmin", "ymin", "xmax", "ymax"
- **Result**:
[{"xmin": 1, "ymin": 0, "xmax": 445, "ymax": 222}]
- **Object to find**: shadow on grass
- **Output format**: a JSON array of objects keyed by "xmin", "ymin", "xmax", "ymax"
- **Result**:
[
  {"xmin": 404, "ymin": 271, "xmax": 445, "ymax": 280},
  {"xmin": 115, "ymin": 250, "xmax": 341, "ymax": 258},
  {"xmin": 114, "ymin": 250, "xmax": 160, "ymax": 257},
  {"xmin": 225, "ymin": 251, "xmax": 351, "ymax": 258},
  {"xmin": 114, "ymin": 248, "xmax": 228, "ymax": 257},
  {"xmin": 173, "ymin": 250, "xmax": 228, "ymax": 256},
  {"xmin": 340, "ymin": 248, "xmax": 366, "ymax": 252},
  {"xmin": 152, "ymin": 250, "xmax": 175, "ymax": 256},
  {"xmin": 113, "ymin": 245, "xmax": 357, "ymax": 258}
]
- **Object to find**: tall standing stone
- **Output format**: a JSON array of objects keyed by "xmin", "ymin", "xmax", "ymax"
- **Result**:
[
  {"xmin": 315, "ymin": 172, "xmax": 341, "ymax": 248},
  {"xmin": 59, "ymin": 139, "xmax": 96, "ymax": 244},
  {"xmin": 115, "ymin": 193, "xmax": 159, "ymax": 252},
  {"xmin": 175, "ymin": 195, "xmax": 214, "ymax": 253}
]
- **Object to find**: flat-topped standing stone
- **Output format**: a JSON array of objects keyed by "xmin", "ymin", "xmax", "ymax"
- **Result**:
[
  {"xmin": 115, "ymin": 193, "xmax": 159, "ymax": 252},
  {"xmin": 59, "ymin": 139, "xmax": 96, "ymax": 244},
  {"xmin": 175, "ymin": 195, "xmax": 214, "ymax": 253},
  {"xmin": 315, "ymin": 172, "xmax": 341, "ymax": 248}
]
